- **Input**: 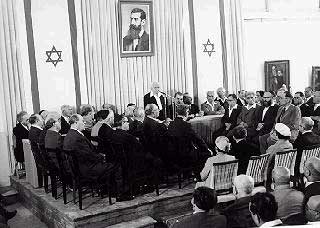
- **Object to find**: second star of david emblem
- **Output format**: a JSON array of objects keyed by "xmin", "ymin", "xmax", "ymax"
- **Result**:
[
  {"xmin": 46, "ymin": 45, "xmax": 63, "ymax": 67},
  {"xmin": 203, "ymin": 39, "xmax": 215, "ymax": 57}
]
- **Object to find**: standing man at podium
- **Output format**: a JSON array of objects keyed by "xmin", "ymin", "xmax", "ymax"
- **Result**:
[{"xmin": 144, "ymin": 82, "xmax": 167, "ymax": 120}]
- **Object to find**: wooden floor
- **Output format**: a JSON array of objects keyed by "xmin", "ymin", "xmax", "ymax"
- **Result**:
[{"xmin": 11, "ymin": 176, "xmax": 195, "ymax": 228}]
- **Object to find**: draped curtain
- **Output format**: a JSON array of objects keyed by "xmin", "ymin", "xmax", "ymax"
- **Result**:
[
  {"xmin": 76, "ymin": 0, "xmax": 191, "ymax": 113},
  {"xmin": 0, "ymin": 0, "xmax": 26, "ymax": 183},
  {"xmin": 219, "ymin": 0, "xmax": 245, "ymax": 93}
]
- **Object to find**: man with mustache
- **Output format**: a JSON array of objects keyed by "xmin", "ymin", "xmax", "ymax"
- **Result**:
[{"xmin": 123, "ymin": 8, "xmax": 149, "ymax": 51}]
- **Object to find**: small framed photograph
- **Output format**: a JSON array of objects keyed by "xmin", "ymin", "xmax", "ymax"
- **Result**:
[
  {"xmin": 119, "ymin": 0, "xmax": 154, "ymax": 58},
  {"xmin": 264, "ymin": 60, "xmax": 290, "ymax": 92},
  {"xmin": 312, "ymin": 66, "xmax": 320, "ymax": 91}
]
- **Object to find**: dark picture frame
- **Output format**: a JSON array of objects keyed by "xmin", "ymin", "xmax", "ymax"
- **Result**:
[
  {"xmin": 312, "ymin": 66, "xmax": 320, "ymax": 91},
  {"xmin": 264, "ymin": 60, "xmax": 290, "ymax": 92},
  {"xmin": 119, "ymin": 0, "xmax": 154, "ymax": 58}
]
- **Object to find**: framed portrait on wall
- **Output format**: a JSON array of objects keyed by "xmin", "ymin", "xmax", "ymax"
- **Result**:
[
  {"xmin": 264, "ymin": 60, "xmax": 290, "ymax": 92},
  {"xmin": 119, "ymin": 0, "xmax": 154, "ymax": 58},
  {"xmin": 312, "ymin": 66, "xmax": 320, "ymax": 91}
]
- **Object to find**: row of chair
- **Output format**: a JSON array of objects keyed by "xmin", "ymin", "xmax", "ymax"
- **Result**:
[{"xmin": 208, "ymin": 144, "xmax": 320, "ymax": 194}]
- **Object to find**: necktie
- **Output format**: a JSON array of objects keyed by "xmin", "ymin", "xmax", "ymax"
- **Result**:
[{"xmin": 277, "ymin": 108, "xmax": 286, "ymax": 123}]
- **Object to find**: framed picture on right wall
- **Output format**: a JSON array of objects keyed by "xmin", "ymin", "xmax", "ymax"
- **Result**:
[{"xmin": 312, "ymin": 66, "xmax": 320, "ymax": 91}]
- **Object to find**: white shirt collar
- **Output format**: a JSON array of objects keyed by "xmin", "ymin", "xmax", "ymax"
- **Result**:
[
  {"xmin": 150, "ymin": 91, "xmax": 162, "ymax": 98},
  {"xmin": 302, "ymin": 130, "xmax": 312, "ymax": 135},
  {"xmin": 147, "ymin": 115, "xmax": 161, "ymax": 123},
  {"xmin": 71, "ymin": 127, "xmax": 84, "ymax": 136},
  {"xmin": 229, "ymin": 104, "xmax": 238, "ymax": 110},
  {"xmin": 31, "ymin": 125, "xmax": 43, "ymax": 130},
  {"xmin": 245, "ymin": 103, "xmax": 256, "ymax": 110}
]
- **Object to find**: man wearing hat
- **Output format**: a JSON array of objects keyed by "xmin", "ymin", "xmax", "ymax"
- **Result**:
[{"xmin": 265, "ymin": 123, "xmax": 293, "ymax": 191}]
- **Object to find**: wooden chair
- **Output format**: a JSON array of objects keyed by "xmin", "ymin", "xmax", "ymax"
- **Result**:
[
  {"xmin": 208, "ymin": 160, "xmax": 238, "ymax": 194},
  {"xmin": 299, "ymin": 145, "xmax": 320, "ymax": 175},
  {"xmin": 62, "ymin": 149, "xmax": 116, "ymax": 210},
  {"xmin": 275, "ymin": 149, "xmax": 297, "ymax": 175},
  {"xmin": 246, "ymin": 154, "xmax": 270, "ymax": 186}
]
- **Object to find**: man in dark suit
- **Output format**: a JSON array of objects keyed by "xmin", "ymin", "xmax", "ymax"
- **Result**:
[
  {"xmin": 183, "ymin": 93, "xmax": 199, "ymax": 116},
  {"xmin": 59, "ymin": 104, "xmax": 74, "ymax": 135},
  {"xmin": 128, "ymin": 107, "xmax": 145, "ymax": 141},
  {"xmin": 230, "ymin": 126, "xmax": 259, "ymax": 175},
  {"xmin": 293, "ymin": 92, "xmax": 313, "ymax": 117},
  {"xmin": 214, "ymin": 94, "xmax": 242, "ymax": 138},
  {"xmin": 63, "ymin": 114, "xmax": 115, "ymax": 182},
  {"xmin": 143, "ymin": 82, "xmax": 167, "ymax": 120},
  {"xmin": 167, "ymin": 104, "xmax": 211, "ymax": 175},
  {"xmin": 28, "ymin": 114, "xmax": 44, "ymax": 187},
  {"xmin": 214, "ymin": 87, "xmax": 228, "ymax": 109},
  {"xmin": 123, "ymin": 8, "xmax": 149, "ymax": 52},
  {"xmin": 254, "ymin": 92, "xmax": 279, "ymax": 138},
  {"xmin": 143, "ymin": 104, "xmax": 167, "ymax": 160},
  {"xmin": 13, "ymin": 111, "xmax": 30, "ymax": 163},
  {"xmin": 305, "ymin": 87, "xmax": 314, "ymax": 106},
  {"xmin": 237, "ymin": 90, "xmax": 247, "ymax": 106},
  {"xmin": 310, "ymin": 91, "xmax": 320, "ymax": 135},
  {"xmin": 293, "ymin": 117, "xmax": 320, "ymax": 176},
  {"xmin": 167, "ymin": 92, "xmax": 184, "ymax": 119},
  {"xmin": 172, "ymin": 187, "xmax": 227, "ymax": 228}
]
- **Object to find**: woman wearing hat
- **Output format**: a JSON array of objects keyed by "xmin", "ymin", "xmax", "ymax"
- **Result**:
[
  {"xmin": 265, "ymin": 123, "xmax": 293, "ymax": 191},
  {"xmin": 196, "ymin": 136, "xmax": 235, "ymax": 189}
]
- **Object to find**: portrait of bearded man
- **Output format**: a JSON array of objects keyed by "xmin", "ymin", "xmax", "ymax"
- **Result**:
[{"xmin": 123, "ymin": 8, "xmax": 150, "ymax": 52}]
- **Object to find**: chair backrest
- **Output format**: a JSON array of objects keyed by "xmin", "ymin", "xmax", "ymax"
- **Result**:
[
  {"xmin": 246, "ymin": 154, "xmax": 270, "ymax": 185},
  {"xmin": 275, "ymin": 149, "xmax": 297, "ymax": 175},
  {"xmin": 209, "ymin": 159, "xmax": 238, "ymax": 193},
  {"xmin": 300, "ymin": 145, "xmax": 320, "ymax": 174}
]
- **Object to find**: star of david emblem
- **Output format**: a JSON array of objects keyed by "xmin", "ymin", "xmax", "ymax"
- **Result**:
[
  {"xmin": 46, "ymin": 45, "xmax": 63, "ymax": 67},
  {"xmin": 203, "ymin": 39, "xmax": 215, "ymax": 57}
]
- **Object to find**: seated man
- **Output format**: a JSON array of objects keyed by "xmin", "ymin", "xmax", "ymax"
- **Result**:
[
  {"xmin": 272, "ymin": 167, "xmax": 304, "ymax": 219},
  {"xmin": 310, "ymin": 91, "xmax": 320, "ymax": 135},
  {"xmin": 293, "ymin": 117, "xmax": 320, "ymax": 176},
  {"xmin": 293, "ymin": 92, "xmax": 312, "ymax": 117},
  {"xmin": 215, "ymin": 94, "xmax": 242, "ymax": 137},
  {"xmin": 59, "ymin": 104, "xmax": 74, "ymax": 135},
  {"xmin": 167, "ymin": 104, "xmax": 211, "ymax": 175},
  {"xmin": 249, "ymin": 192, "xmax": 279, "ymax": 227},
  {"xmin": 201, "ymin": 91, "xmax": 225, "ymax": 116},
  {"xmin": 28, "ymin": 114, "xmax": 44, "ymax": 187},
  {"xmin": 168, "ymin": 92, "xmax": 184, "ymax": 119},
  {"xmin": 128, "ymin": 107, "xmax": 145, "ymax": 141},
  {"xmin": 172, "ymin": 187, "xmax": 227, "ymax": 228},
  {"xmin": 198, "ymin": 136, "xmax": 235, "ymax": 189},
  {"xmin": 222, "ymin": 175, "xmax": 256, "ymax": 228},
  {"xmin": 303, "ymin": 156, "xmax": 320, "ymax": 209},
  {"xmin": 237, "ymin": 90, "xmax": 247, "ymax": 106},
  {"xmin": 230, "ymin": 126, "xmax": 259, "ymax": 175},
  {"xmin": 236, "ymin": 91, "xmax": 259, "ymax": 139},
  {"xmin": 305, "ymin": 86, "xmax": 314, "ymax": 105},
  {"xmin": 63, "ymin": 114, "xmax": 115, "ymax": 182},
  {"xmin": 143, "ymin": 104, "xmax": 167, "ymax": 160},
  {"xmin": 45, "ymin": 112, "xmax": 63, "ymax": 150},
  {"xmin": 215, "ymin": 87, "xmax": 228, "ymax": 108},
  {"xmin": 183, "ymin": 92, "xmax": 199, "ymax": 116},
  {"xmin": 265, "ymin": 123, "xmax": 293, "ymax": 191}
]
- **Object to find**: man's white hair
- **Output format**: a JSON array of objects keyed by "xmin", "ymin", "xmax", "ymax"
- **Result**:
[{"xmin": 234, "ymin": 175, "xmax": 254, "ymax": 195}]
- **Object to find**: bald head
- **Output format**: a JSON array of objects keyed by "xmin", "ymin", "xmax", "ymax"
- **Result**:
[
  {"xmin": 301, "ymin": 117, "xmax": 314, "ymax": 132},
  {"xmin": 305, "ymin": 157, "xmax": 320, "ymax": 182},
  {"xmin": 234, "ymin": 175, "xmax": 254, "ymax": 195},
  {"xmin": 272, "ymin": 167, "xmax": 290, "ymax": 185}
]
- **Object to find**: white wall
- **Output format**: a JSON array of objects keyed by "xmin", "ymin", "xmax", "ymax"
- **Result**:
[
  {"xmin": 193, "ymin": 0, "xmax": 224, "ymax": 103},
  {"xmin": 243, "ymin": 16, "xmax": 320, "ymax": 92}
]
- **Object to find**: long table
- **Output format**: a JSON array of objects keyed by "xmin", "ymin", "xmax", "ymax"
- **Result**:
[{"xmin": 189, "ymin": 115, "xmax": 223, "ymax": 145}]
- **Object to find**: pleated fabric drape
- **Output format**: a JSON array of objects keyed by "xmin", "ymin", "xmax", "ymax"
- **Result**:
[
  {"xmin": 76, "ymin": 0, "xmax": 190, "ymax": 113},
  {"xmin": 0, "ymin": 0, "xmax": 26, "ymax": 177}
]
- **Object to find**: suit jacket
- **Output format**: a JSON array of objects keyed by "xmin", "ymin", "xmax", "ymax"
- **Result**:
[
  {"xmin": 123, "ymin": 31, "xmax": 149, "ymax": 51},
  {"xmin": 28, "ymin": 126, "xmax": 42, "ymax": 152},
  {"xmin": 236, "ymin": 98, "xmax": 246, "ymax": 106},
  {"xmin": 214, "ymin": 97, "xmax": 228, "ymax": 109},
  {"xmin": 230, "ymin": 139, "xmax": 259, "ymax": 175},
  {"xmin": 201, "ymin": 101, "xmax": 225, "ymax": 116},
  {"xmin": 128, "ymin": 119, "xmax": 144, "ymax": 141},
  {"xmin": 255, "ymin": 105, "xmax": 279, "ymax": 136},
  {"xmin": 299, "ymin": 103, "xmax": 313, "ymax": 117},
  {"xmin": 167, "ymin": 117, "xmax": 210, "ymax": 166},
  {"xmin": 63, "ymin": 129, "xmax": 108, "ymax": 180},
  {"xmin": 143, "ymin": 116, "xmax": 167, "ymax": 159},
  {"xmin": 59, "ymin": 116, "xmax": 70, "ymax": 135},
  {"xmin": 306, "ymin": 97, "xmax": 314, "ymax": 106},
  {"xmin": 221, "ymin": 105, "xmax": 242, "ymax": 131},
  {"xmin": 45, "ymin": 130, "xmax": 62, "ymax": 149},
  {"xmin": 222, "ymin": 196, "xmax": 255, "ymax": 228},
  {"xmin": 275, "ymin": 104, "xmax": 301, "ymax": 141},
  {"xmin": 143, "ymin": 92, "xmax": 167, "ymax": 120},
  {"xmin": 237, "ymin": 105, "xmax": 259, "ymax": 138},
  {"xmin": 13, "ymin": 123, "xmax": 29, "ymax": 162},
  {"xmin": 172, "ymin": 212, "xmax": 227, "ymax": 228},
  {"xmin": 189, "ymin": 104, "xmax": 200, "ymax": 115}
]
